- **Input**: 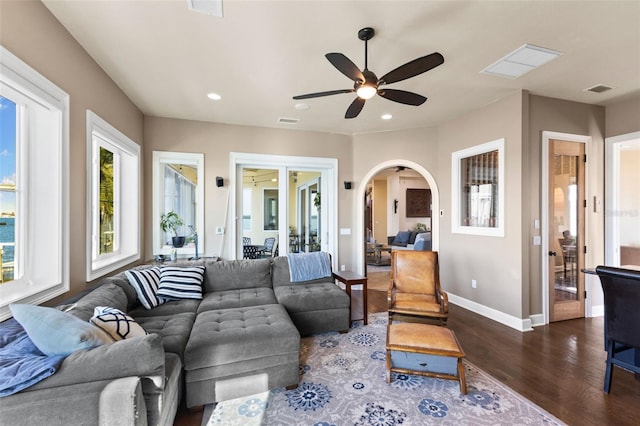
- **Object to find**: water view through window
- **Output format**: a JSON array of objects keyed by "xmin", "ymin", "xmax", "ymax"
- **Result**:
[{"xmin": 0, "ymin": 96, "xmax": 16, "ymax": 283}]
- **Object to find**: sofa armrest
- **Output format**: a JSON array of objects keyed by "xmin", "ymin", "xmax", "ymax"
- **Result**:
[
  {"xmin": 99, "ymin": 377, "xmax": 148, "ymax": 426},
  {"xmin": 29, "ymin": 333, "xmax": 165, "ymax": 391}
]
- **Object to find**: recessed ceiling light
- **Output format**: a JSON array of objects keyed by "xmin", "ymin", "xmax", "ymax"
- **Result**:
[
  {"xmin": 207, "ymin": 92, "xmax": 221, "ymax": 100},
  {"xmin": 381, "ymin": 114, "xmax": 392, "ymax": 120},
  {"xmin": 481, "ymin": 44, "xmax": 563, "ymax": 79},
  {"xmin": 294, "ymin": 103, "xmax": 310, "ymax": 111}
]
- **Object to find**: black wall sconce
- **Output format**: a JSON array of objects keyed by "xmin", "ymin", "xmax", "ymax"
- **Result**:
[
  {"xmin": 393, "ymin": 199, "xmax": 398, "ymax": 214},
  {"xmin": 344, "ymin": 181, "xmax": 352, "ymax": 190},
  {"xmin": 216, "ymin": 176, "xmax": 224, "ymax": 187}
]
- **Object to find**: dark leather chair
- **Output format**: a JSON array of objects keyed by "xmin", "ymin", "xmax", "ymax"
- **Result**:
[
  {"xmin": 595, "ymin": 266, "xmax": 640, "ymax": 393},
  {"xmin": 388, "ymin": 250, "xmax": 448, "ymax": 325}
]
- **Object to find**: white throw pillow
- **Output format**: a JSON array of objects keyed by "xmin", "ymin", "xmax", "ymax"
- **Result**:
[{"xmin": 90, "ymin": 306, "xmax": 147, "ymax": 341}]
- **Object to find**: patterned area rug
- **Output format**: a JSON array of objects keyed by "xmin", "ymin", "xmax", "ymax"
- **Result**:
[{"xmin": 202, "ymin": 314, "xmax": 565, "ymax": 425}]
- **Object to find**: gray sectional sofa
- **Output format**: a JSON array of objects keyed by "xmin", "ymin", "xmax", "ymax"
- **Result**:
[{"xmin": 0, "ymin": 256, "xmax": 350, "ymax": 425}]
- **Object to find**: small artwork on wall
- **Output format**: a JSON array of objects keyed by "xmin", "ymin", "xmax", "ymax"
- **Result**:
[{"xmin": 406, "ymin": 188, "xmax": 431, "ymax": 217}]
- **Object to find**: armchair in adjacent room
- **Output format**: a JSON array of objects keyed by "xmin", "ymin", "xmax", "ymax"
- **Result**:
[
  {"xmin": 262, "ymin": 237, "xmax": 276, "ymax": 257},
  {"xmin": 388, "ymin": 250, "xmax": 448, "ymax": 325}
]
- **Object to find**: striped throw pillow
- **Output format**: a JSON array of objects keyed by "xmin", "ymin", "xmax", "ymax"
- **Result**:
[
  {"xmin": 125, "ymin": 267, "xmax": 166, "ymax": 310},
  {"xmin": 157, "ymin": 266, "xmax": 205, "ymax": 301}
]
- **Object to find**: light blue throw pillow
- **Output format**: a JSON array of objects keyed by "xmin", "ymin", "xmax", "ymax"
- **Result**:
[{"xmin": 10, "ymin": 304, "xmax": 114, "ymax": 357}]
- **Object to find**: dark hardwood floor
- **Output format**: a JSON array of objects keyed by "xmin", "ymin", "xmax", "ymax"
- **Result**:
[{"xmin": 175, "ymin": 287, "xmax": 639, "ymax": 426}]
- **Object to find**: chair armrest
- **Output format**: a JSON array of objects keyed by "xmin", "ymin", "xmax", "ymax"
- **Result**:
[
  {"xmin": 387, "ymin": 287, "xmax": 395, "ymax": 308},
  {"xmin": 440, "ymin": 291, "xmax": 449, "ymax": 314}
]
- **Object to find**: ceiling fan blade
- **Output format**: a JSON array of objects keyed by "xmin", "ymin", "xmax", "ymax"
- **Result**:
[
  {"xmin": 379, "ymin": 52, "xmax": 444, "ymax": 85},
  {"xmin": 293, "ymin": 89, "xmax": 354, "ymax": 100},
  {"xmin": 345, "ymin": 97, "xmax": 366, "ymax": 119},
  {"xmin": 378, "ymin": 89, "xmax": 427, "ymax": 106},
  {"xmin": 326, "ymin": 53, "xmax": 365, "ymax": 82}
]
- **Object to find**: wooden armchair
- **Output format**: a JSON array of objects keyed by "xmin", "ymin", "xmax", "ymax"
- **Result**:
[{"xmin": 388, "ymin": 250, "xmax": 448, "ymax": 325}]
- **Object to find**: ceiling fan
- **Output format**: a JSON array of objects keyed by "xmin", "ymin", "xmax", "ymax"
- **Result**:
[{"xmin": 293, "ymin": 27, "xmax": 444, "ymax": 119}]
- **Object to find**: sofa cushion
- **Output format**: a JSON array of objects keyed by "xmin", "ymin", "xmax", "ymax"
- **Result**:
[
  {"xmin": 392, "ymin": 231, "xmax": 411, "ymax": 245},
  {"xmin": 202, "ymin": 258, "xmax": 272, "ymax": 292},
  {"xmin": 28, "ymin": 333, "xmax": 165, "ymax": 391},
  {"xmin": 274, "ymin": 282, "xmax": 350, "ymax": 314},
  {"xmin": 102, "ymin": 274, "xmax": 141, "ymax": 312},
  {"xmin": 129, "ymin": 299, "xmax": 200, "ymax": 318},
  {"xmin": 9, "ymin": 304, "xmax": 113, "ymax": 357},
  {"xmin": 271, "ymin": 256, "xmax": 329, "ymax": 287},
  {"xmin": 197, "ymin": 288, "xmax": 278, "ymax": 313},
  {"xmin": 125, "ymin": 267, "xmax": 166, "ymax": 310},
  {"xmin": 157, "ymin": 265, "xmax": 205, "ymax": 301},
  {"xmin": 408, "ymin": 231, "xmax": 419, "ymax": 244},
  {"xmin": 66, "ymin": 283, "xmax": 130, "ymax": 322},
  {"xmin": 134, "ymin": 312, "xmax": 196, "ymax": 361},
  {"xmin": 184, "ymin": 304, "xmax": 299, "ymax": 371},
  {"xmin": 90, "ymin": 306, "xmax": 147, "ymax": 341}
]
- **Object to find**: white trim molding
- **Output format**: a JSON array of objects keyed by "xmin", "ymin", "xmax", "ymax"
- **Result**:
[{"xmin": 448, "ymin": 292, "xmax": 534, "ymax": 332}]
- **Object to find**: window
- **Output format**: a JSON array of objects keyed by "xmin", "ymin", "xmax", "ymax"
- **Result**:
[
  {"xmin": 87, "ymin": 111, "xmax": 140, "ymax": 280},
  {"xmin": 0, "ymin": 46, "xmax": 70, "ymax": 320},
  {"xmin": 452, "ymin": 138, "xmax": 505, "ymax": 236},
  {"xmin": 0, "ymin": 96, "xmax": 16, "ymax": 284},
  {"xmin": 152, "ymin": 151, "xmax": 204, "ymax": 256}
]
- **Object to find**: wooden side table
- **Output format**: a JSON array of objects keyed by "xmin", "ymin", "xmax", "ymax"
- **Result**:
[{"xmin": 332, "ymin": 271, "xmax": 368, "ymax": 325}]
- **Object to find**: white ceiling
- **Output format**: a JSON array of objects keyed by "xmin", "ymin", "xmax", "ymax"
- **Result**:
[{"xmin": 42, "ymin": 0, "xmax": 640, "ymax": 135}]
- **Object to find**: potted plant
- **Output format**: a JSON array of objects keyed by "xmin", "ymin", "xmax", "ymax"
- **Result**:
[{"xmin": 160, "ymin": 211, "xmax": 185, "ymax": 248}]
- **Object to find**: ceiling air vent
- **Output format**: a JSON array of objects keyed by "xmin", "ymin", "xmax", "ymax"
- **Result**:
[
  {"xmin": 585, "ymin": 84, "xmax": 613, "ymax": 93},
  {"xmin": 278, "ymin": 117, "xmax": 299, "ymax": 125}
]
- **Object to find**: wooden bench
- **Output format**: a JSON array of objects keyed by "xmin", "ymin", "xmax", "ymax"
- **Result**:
[{"xmin": 386, "ymin": 322, "xmax": 467, "ymax": 394}]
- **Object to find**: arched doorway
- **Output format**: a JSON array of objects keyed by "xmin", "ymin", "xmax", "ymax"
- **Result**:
[{"xmin": 355, "ymin": 159, "xmax": 439, "ymax": 275}]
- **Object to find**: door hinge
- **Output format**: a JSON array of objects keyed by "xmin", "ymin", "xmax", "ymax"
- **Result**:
[
  {"xmin": 584, "ymin": 246, "xmax": 587, "ymax": 254},
  {"xmin": 584, "ymin": 199, "xmax": 587, "ymax": 208},
  {"xmin": 584, "ymin": 290, "xmax": 587, "ymax": 299},
  {"xmin": 584, "ymin": 154, "xmax": 587, "ymax": 163}
]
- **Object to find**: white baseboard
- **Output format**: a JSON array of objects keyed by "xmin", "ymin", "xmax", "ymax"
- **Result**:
[
  {"xmin": 448, "ymin": 293, "xmax": 534, "ymax": 332},
  {"xmin": 589, "ymin": 304, "xmax": 604, "ymax": 318},
  {"xmin": 529, "ymin": 314, "xmax": 545, "ymax": 327}
]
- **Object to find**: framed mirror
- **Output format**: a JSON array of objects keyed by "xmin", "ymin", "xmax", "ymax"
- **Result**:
[{"xmin": 152, "ymin": 151, "xmax": 204, "ymax": 256}]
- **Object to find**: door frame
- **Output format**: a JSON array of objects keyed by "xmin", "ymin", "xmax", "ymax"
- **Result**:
[
  {"xmin": 541, "ymin": 131, "xmax": 591, "ymax": 324},
  {"xmin": 355, "ymin": 159, "xmax": 439, "ymax": 275},
  {"xmin": 230, "ymin": 152, "xmax": 337, "ymax": 263},
  {"xmin": 604, "ymin": 131, "xmax": 640, "ymax": 266}
]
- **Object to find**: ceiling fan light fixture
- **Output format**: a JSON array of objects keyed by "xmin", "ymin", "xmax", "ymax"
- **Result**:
[{"xmin": 356, "ymin": 84, "xmax": 377, "ymax": 100}]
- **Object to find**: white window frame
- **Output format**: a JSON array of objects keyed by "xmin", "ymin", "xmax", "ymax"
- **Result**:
[
  {"xmin": 0, "ymin": 46, "xmax": 69, "ymax": 321},
  {"xmin": 451, "ymin": 138, "xmax": 505, "ymax": 237},
  {"xmin": 86, "ymin": 110, "xmax": 141, "ymax": 281}
]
